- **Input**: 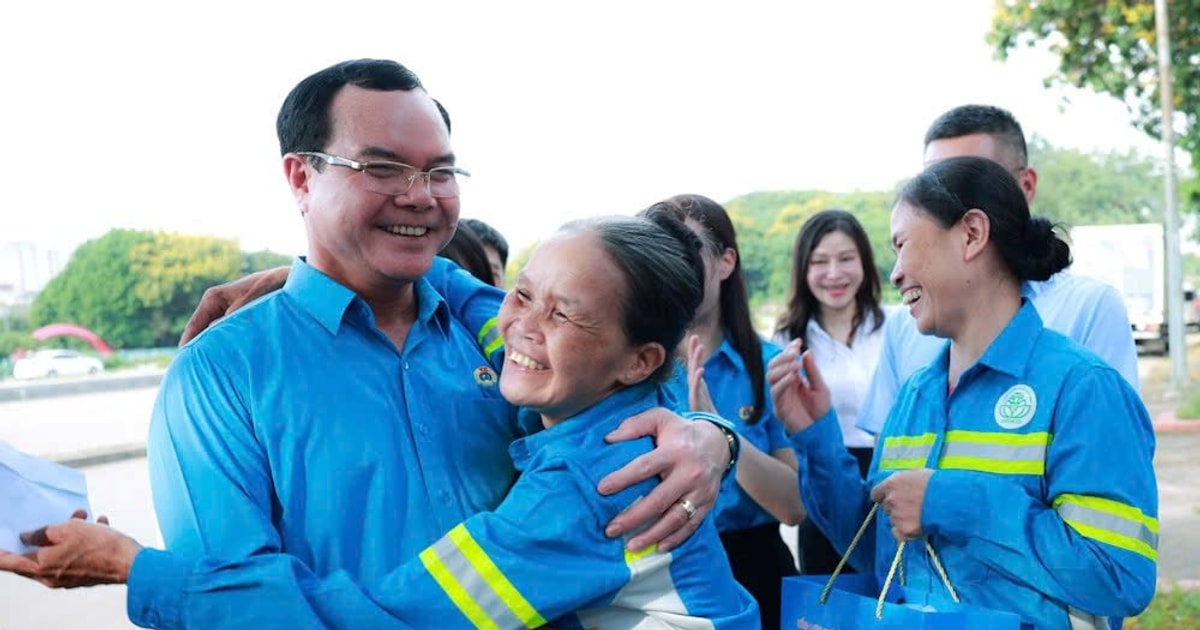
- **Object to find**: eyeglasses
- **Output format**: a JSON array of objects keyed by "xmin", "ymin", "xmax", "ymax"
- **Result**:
[{"xmin": 296, "ymin": 151, "xmax": 470, "ymax": 198}]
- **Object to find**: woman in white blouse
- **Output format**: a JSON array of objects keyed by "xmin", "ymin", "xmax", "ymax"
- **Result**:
[{"xmin": 773, "ymin": 209, "xmax": 887, "ymax": 575}]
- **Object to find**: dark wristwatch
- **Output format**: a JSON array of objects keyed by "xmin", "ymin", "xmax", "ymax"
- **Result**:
[{"xmin": 686, "ymin": 411, "xmax": 740, "ymax": 479}]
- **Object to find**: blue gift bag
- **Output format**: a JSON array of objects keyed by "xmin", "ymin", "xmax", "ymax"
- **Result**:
[
  {"xmin": 780, "ymin": 504, "xmax": 1023, "ymax": 629},
  {"xmin": 780, "ymin": 573, "xmax": 1023, "ymax": 630}
]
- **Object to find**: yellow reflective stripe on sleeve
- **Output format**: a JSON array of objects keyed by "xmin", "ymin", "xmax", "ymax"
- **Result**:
[
  {"xmin": 943, "ymin": 430, "xmax": 1049, "ymax": 447},
  {"xmin": 477, "ymin": 317, "xmax": 504, "ymax": 357},
  {"xmin": 938, "ymin": 456, "xmax": 1044, "ymax": 475},
  {"xmin": 879, "ymin": 433, "xmax": 936, "ymax": 470},
  {"xmin": 884, "ymin": 434, "xmax": 938, "ymax": 447},
  {"xmin": 624, "ymin": 542, "xmax": 658, "ymax": 566},
  {"xmin": 1053, "ymin": 494, "xmax": 1159, "ymax": 561},
  {"xmin": 419, "ymin": 547, "xmax": 501, "ymax": 630},
  {"xmin": 938, "ymin": 431, "xmax": 1049, "ymax": 476},
  {"xmin": 448, "ymin": 525, "xmax": 548, "ymax": 628}
]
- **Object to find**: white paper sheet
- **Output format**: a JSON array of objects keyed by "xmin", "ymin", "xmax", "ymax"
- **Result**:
[{"xmin": 0, "ymin": 441, "xmax": 91, "ymax": 554}]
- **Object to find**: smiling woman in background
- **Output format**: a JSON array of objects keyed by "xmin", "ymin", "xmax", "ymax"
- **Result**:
[{"xmin": 773, "ymin": 209, "xmax": 886, "ymax": 575}]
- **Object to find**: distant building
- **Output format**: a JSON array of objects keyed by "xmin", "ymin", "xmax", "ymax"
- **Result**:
[
  {"xmin": 0, "ymin": 241, "xmax": 70, "ymax": 305},
  {"xmin": 0, "ymin": 283, "xmax": 16, "ymax": 307}
]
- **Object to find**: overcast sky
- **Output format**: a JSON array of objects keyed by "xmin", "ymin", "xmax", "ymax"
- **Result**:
[{"xmin": 1, "ymin": 0, "xmax": 1169, "ymax": 258}]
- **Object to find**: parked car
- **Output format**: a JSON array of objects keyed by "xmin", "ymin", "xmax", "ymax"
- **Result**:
[{"xmin": 12, "ymin": 349, "xmax": 105, "ymax": 380}]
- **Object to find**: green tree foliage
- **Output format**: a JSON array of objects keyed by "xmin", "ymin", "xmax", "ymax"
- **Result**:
[
  {"xmin": 31, "ymin": 229, "xmax": 285, "ymax": 348},
  {"xmin": 242, "ymin": 249, "xmax": 294, "ymax": 274},
  {"xmin": 988, "ymin": 0, "xmax": 1199, "ymax": 206},
  {"xmin": 504, "ymin": 241, "xmax": 538, "ymax": 289},
  {"xmin": 0, "ymin": 331, "xmax": 33, "ymax": 359},
  {"xmin": 1028, "ymin": 135, "xmax": 1163, "ymax": 226}
]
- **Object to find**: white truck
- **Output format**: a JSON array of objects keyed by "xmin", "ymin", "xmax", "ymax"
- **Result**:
[{"xmin": 1068, "ymin": 223, "xmax": 1199, "ymax": 353}]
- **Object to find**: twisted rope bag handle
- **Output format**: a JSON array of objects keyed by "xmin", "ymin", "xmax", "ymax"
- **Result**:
[{"xmin": 817, "ymin": 503, "xmax": 960, "ymax": 619}]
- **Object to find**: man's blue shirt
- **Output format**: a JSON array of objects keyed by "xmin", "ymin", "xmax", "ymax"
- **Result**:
[
  {"xmin": 147, "ymin": 258, "xmax": 521, "ymax": 582},
  {"xmin": 664, "ymin": 338, "xmax": 788, "ymax": 532}
]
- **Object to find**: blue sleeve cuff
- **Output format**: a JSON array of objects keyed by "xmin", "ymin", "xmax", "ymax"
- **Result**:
[
  {"xmin": 787, "ymin": 409, "xmax": 841, "ymax": 447},
  {"xmin": 921, "ymin": 470, "xmax": 980, "ymax": 543},
  {"xmin": 127, "ymin": 548, "xmax": 194, "ymax": 630}
]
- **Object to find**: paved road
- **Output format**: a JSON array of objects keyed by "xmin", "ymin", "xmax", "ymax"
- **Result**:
[
  {"xmin": 0, "ymin": 386, "xmax": 1196, "ymax": 628},
  {"xmin": 1153, "ymin": 431, "xmax": 1200, "ymax": 583}
]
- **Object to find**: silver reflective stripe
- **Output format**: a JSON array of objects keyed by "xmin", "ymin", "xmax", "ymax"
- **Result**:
[
  {"xmin": 577, "ymin": 549, "xmax": 716, "ymax": 630},
  {"xmin": 940, "ymin": 442, "xmax": 1047, "ymax": 462},
  {"xmin": 882, "ymin": 444, "xmax": 932, "ymax": 461},
  {"xmin": 879, "ymin": 441, "xmax": 933, "ymax": 469},
  {"xmin": 429, "ymin": 533, "xmax": 525, "ymax": 630},
  {"xmin": 1056, "ymin": 502, "xmax": 1159, "ymax": 549},
  {"xmin": 1068, "ymin": 606, "xmax": 1106, "ymax": 630}
]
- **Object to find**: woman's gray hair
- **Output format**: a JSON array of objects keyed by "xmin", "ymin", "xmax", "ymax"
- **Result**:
[{"xmin": 558, "ymin": 214, "xmax": 705, "ymax": 383}]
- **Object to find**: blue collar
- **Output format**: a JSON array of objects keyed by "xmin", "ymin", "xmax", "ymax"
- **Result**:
[
  {"xmin": 915, "ymin": 299, "xmax": 1043, "ymax": 391},
  {"xmin": 282, "ymin": 258, "xmax": 450, "ymax": 338},
  {"xmin": 975, "ymin": 298, "xmax": 1042, "ymax": 379},
  {"xmin": 514, "ymin": 382, "xmax": 663, "ymax": 451},
  {"xmin": 708, "ymin": 336, "xmax": 745, "ymax": 372}
]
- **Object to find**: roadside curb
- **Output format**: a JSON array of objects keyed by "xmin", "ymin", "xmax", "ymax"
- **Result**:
[
  {"xmin": 0, "ymin": 370, "xmax": 165, "ymax": 403},
  {"xmin": 48, "ymin": 443, "xmax": 147, "ymax": 469},
  {"xmin": 1154, "ymin": 410, "xmax": 1200, "ymax": 432}
]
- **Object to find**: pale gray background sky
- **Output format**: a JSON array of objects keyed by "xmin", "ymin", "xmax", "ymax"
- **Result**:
[{"xmin": 0, "ymin": 0, "xmax": 1167, "ymax": 257}]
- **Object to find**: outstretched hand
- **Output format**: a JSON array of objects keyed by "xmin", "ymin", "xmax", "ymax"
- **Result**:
[
  {"xmin": 0, "ymin": 510, "xmax": 140, "ymax": 589},
  {"xmin": 179, "ymin": 265, "xmax": 290, "ymax": 345},
  {"xmin": 766, "ymin": 340, "xmax": 832, "ymax": 434},
  {"xmin": 600, "ymin": 407, "xmax": 727, "ymax": 552}
]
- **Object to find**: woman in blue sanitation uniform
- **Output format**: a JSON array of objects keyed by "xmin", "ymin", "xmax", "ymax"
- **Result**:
[
  {"xmin": 0, "ymin": 214, "xmax": 759, "ymax": 630},
  {"xmin": 767, "ymin": 156, "xmax": 1158, "ymax": 630},
  {"xmin": 648, "ymin": 194, "xmax": 804, "ymax": 630}
]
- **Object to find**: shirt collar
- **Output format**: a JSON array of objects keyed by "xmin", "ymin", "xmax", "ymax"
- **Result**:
[
  {"xmin": 912, "ymin": 298, "xmax": 1042, "ymax": 393},
  {"xmin": 805, "ymin": 318, "xmax": 832, "ymax": 344},
  {"xmin": 1020, "ymin": 279, "xmax": 1038, "ymax": 299},
  {"xmin": 805, "ymin": 311, "xmax": 883, "ymax": 347},
  {"xmin": 514, "ymin": 382, "xmax": 663, "ymax": 454},
  {"xmin": 283, "ymin": 257, "xmax": 451, "ymax": 337},
  {"xmin": 975, "ymin": 298, "xmax": 1042, "ymax": 378},
  {"xmin": 709, "ymin": 336, "xmax": 745, "ymax": 372}
]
